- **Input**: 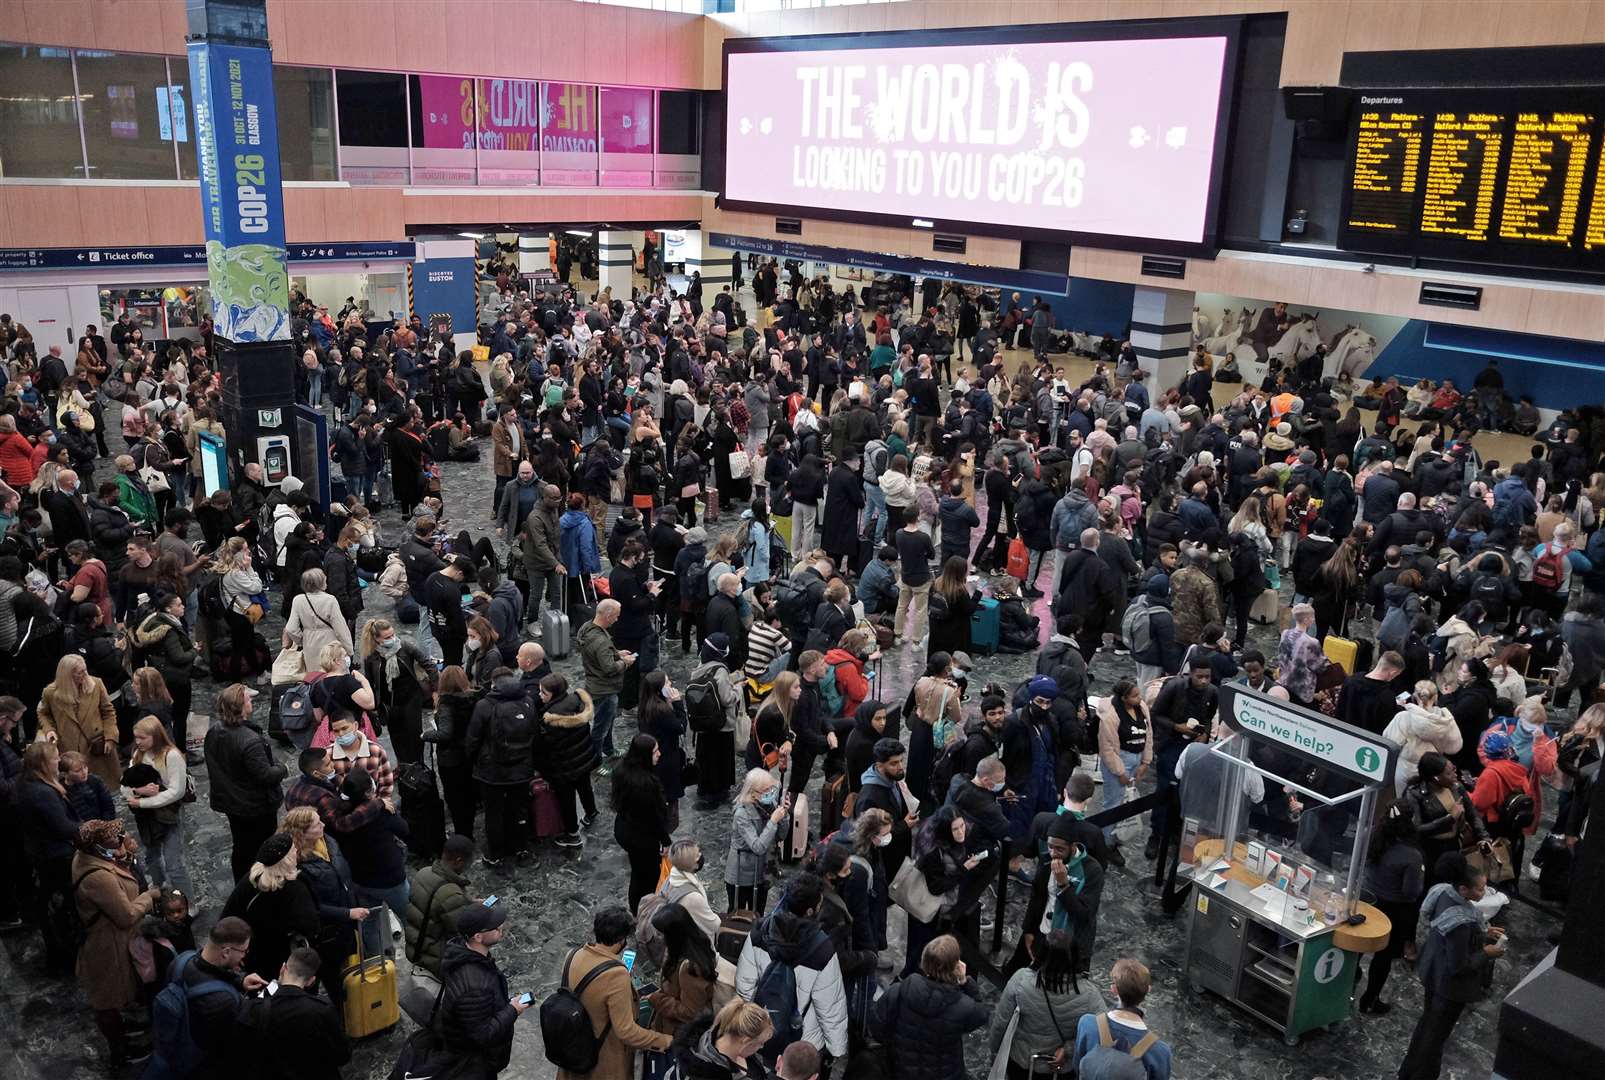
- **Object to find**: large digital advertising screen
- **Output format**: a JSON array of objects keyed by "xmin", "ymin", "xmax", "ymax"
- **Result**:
[{"xmin": 721, "ymin": 18, "xmax": 1241, "ymax": 253}]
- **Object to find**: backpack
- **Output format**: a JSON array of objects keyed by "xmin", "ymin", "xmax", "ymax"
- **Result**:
[
  {"xmin": 750, "ymin": 948, "xmax": 805, "ymax": 1062},
  {"xmin": 1228, "ymin": 532, "xmax": 1260, "ymax": 583},
  {"xmin": 148, "ymin": 951, "xmax": 241, "ymax": 1078},
  {"xmin": 278, "ymin": 678, "xmax": 318, "ymax": 734},
  {"xmin": 1077, "ymin": 1013, "xmax": 1159, "ymax": 1080},
  {"xmin": 1500, "ymin": 788, "xmax": 1536, "ymax": 832},
  {"xmin": 540, "ymin": 948, "xmax": 625, "ymax": 1075},
  {"xmin": 634, "ymin": 880, "xmax": 695, "ymax": 969},
  {"xmin": 685, "ymin": 668, "xmax": 727, "ymax": 734},
  {"xmin": 774, "ymin": 578, "xmax": 812, "ymax": 627},
  {"xmin": 1121, "ymin": 598, "xmax": 1155, "ymax": 659},
  {"xmin": 1377, "ymin": 603, "xmax": 1412, "ymax": 653},
  {"xmin": 197, "ymin": 574, "xmax": 227, "ymax": 621},
  {"xmin": 1531, "ymin": 547, "xmax": 1566, "ymax": 592},
  {"xmin": 818, "ymin": 663, "xmax": 845, "ymax": 716},
  {"xmin": 683, "ymin": 560, "xmax": 712, "ymax": 612},
  {"xmin": 928, "ymin": 730, "xmax": 973, "ymax": 805},
  {"xmin": 1470, "ymin": 573, "xmax": 1506, "ymax": 609},
  {"xmin": 863, "ymin": 439, "xmax": 890, "ymax": 484}
]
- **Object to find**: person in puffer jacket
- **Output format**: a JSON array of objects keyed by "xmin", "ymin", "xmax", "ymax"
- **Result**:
[
  {"xmin": 1382, "ymin": 681, "xmax": 1463, "ymax": 796},
  {"xmin": 872, "ymin": 932, "xmax": 989, "ymax": 1080},
  {"xmin": 535, "ymin": 674, "xmax": 598, "ymax": 847},
  {"xmin": 667, "ymin": 1000, "xmax": 779, "ymax": 1080},
  {"xmin": 734, "ymin": 872, "xmax": 849, "ymax": 1061}
]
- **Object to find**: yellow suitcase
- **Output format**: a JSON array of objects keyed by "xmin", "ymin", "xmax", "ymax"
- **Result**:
[
  {"xmin": 1323, "ymin": 634, "xmax": 1360, "ymax": 675},
  {"xmin": 342, "ymin": 931, "xmax": 400, "ymax": 1037}
]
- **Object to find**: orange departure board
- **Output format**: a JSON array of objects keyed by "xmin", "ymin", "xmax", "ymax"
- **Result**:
[
  {"xmin": 1340, "ymin": 88, "xmax": 1605, "ymax": 271},
  {"xmin": 1347, "ymin": 106, "xmax": 1425, "ymax": 232},
  {"xmin": 1419, "ymin": 112, "xmax": 1505, "ymax": 242}
]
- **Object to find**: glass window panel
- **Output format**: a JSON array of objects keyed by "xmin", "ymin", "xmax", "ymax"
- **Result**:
[
  {"xmin": 273, "ymin": 64, "xmax": 336, "ymax": 181},
  {"xmin": 336, "ymin": 69, "xmax": 409, "ymax": 184},
  {"xmin": 0, "ymin": 45, "xmax": 84, "ymax": 178},
  {"xmin": 656, "ymin": 88, "xmax": 700, "ymax": 188},
  {"xmin": 408, "ymin": 74, "xmax": 476, "ymax": 185},
  {"xmin": 77, "ymin": 50, "xmax": 179, "ymax": 179},
  {"xmin": 476, "ymin": 77, "xmax": 541, "ymax": 185},
  {"xmin": 541, "ymin": 82, "xmax": 597, "ymax": 186},
  {"xmin": 599, "ymin": 85, "xmax": 653, "ymax": 187}
]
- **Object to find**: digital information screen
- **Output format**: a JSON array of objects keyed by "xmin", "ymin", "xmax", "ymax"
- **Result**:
[
  {"xmin": 1339, "ymin": 88, "xmax": 1605, "ymax": 272},
  {"xmin": 721, "ymin": 18, "xmax": 1241, "ymax": 254}
]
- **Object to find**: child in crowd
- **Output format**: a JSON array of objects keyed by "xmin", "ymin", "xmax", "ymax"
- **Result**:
[{"xmin": 62, "ymin": 750, "xmax": 116, "ymax": 823}]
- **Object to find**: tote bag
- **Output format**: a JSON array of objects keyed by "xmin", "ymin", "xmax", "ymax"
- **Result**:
[{"xmin": 889, "ymin": 859, "xmax": 941, "ymax": 923}]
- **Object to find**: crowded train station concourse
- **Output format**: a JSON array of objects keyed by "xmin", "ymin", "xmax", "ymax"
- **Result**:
[{"xmin": 4, "ymin": 0, "xmax": 1605, "ymax": 1078}]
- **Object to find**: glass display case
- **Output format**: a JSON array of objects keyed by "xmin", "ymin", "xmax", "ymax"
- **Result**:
[{"xmin": 1181, "ymin": 684, "xmax": 1399, "ymax": 1044}]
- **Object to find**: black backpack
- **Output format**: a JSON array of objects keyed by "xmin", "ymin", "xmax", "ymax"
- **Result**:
[
  {"xmin": 1500, "ymin": 789, "xmax": 1536, "ymax": 833},
  {"xmin": 540, "ymin": 948, "xmax": 624, "ymax": 1074},
  {"xmin": 683, "ymin": 560, "xmax": 712, "ymax": 614},
  {"xmin": 684, "ymin": 668, "xmax": 726, "ymax": 734},
  {"xmin": 197, "ymin": 574, "xmax": 227, "ymax": 621}
]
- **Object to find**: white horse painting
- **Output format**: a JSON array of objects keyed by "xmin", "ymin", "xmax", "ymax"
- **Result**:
[
  {"xmin": 1327, "ymin": 326, "xmax": 1378, "ymax": 379},
  {"xmin": 1267, "ymin": 313, "xmax": 1324, "ymax": 365},
  {"xmin": 1202, "ymin": 307, "xmax": 1255, "ymax": 356}
]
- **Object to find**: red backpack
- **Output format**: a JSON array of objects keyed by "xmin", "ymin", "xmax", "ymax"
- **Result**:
[{"xmin": 1532, "ymin": 547, "xmax": 1567, "ymax": 591}]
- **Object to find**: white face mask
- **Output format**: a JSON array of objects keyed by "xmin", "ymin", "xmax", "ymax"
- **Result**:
[
  {"xmin": 875, "ymin": 832, "xmax": 892, "ymax": 848},
  {"xmin": 466, "ymin": 636, "xmax": 482, "ymax": 651}
]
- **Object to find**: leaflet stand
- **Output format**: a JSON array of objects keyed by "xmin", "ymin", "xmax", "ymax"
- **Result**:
[{"xmin": 1181, "ymin": 685, "xmax": 1397, "ymax": 1045}]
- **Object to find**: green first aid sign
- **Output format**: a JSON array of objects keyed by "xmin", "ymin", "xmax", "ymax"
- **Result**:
[{"xmin": 1222, "ymin": 684, "xmax": 1398, "ymax": 784}]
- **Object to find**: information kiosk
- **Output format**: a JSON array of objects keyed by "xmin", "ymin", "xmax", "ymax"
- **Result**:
[{"xmin": 1181, "ymin": 685, "xmax": 1397, "ymax": 1045}]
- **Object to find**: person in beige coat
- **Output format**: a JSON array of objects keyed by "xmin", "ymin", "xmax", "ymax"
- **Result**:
[
  {"xmin": 282, "ymin": 567, "xmax": 355, "ymax": 662},
  {"xmin": 38, "ymin": 654, "xmax": 120, "ymax": 787},
  {"xmin": 555, "ymin": 906, "xmax": 672, "ymax": 1080},
  {"xmin": 73, "ymin": 818, "xmax": 161, "ymax": 1067},
  {"xmin": 1383, "ymin": 681, "xmax": 1464, "ymax": 796}
]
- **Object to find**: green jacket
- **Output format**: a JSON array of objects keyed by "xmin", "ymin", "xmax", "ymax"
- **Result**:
[
  {"xmin": 577, "ymin": 619, "xmax": 627, "ymax": 697},
  {"xmin": 404, "ymin": 860, "xmax": 471, "ymax": 979},
  {"xmin": 114, "ymin": 472, "xmax": 157, "ymax": 528}
]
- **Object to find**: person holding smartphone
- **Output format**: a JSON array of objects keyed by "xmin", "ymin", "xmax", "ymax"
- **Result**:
[
  {"xmin": 434, "ymin": 900, "xmax": 531, "ymax": 1077},
  {"xmin": 725, "ymin": 769, "xmax": 791, "ymax": 914},
  {"xmin": 901, "ymin": 804, "xmax": 992, "ymax": 977}
]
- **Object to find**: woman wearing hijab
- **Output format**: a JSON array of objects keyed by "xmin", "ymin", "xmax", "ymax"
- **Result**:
[
  {"xmin": 72, "ymin": 818, "xmax": 162, "ymax": 1068},
  {"xmin": 845, "ymin": 700, "xmax": 892, "ymax": 795}
]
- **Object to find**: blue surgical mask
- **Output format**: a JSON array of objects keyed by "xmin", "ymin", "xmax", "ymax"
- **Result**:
[
  {"xmin": 990, "ymin": 780, "xmax": 1006, "ymax": 793},
  {"xmin": 337, "ymin": 732, "xmax": 358, "ymax": 748},
  {"xmin": 759, "ymin": 789, "xmax": 779, "ymax": 808}
]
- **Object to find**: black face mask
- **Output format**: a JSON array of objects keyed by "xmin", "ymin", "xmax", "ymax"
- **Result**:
[{"xmin": 694, "ymin": 854, "xmax": 706, "ymax": 874}]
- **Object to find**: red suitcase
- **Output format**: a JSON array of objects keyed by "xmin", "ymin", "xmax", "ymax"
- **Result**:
[{"xmin": 530, "ymin": 775, "xmax": 563, "ymax": 840}]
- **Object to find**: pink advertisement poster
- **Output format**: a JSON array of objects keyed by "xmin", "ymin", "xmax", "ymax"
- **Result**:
[
  {"xmin": 600, "ymin": 86, "xmax": 653, "ymax": 187},
  {"xmin": 477, "ymin": 78, "xmax": 542, "ymax": 152},
  {"xmin": 723, "ymin": 36, "xmax": 1230, "ymax": 244},
  {"xmin": 542, "ymin": 82, "xmax": 598, "ymax": 185},
  {"xmin": 416, "ymin": 75, "xmax": 475, "ymax": 150}
]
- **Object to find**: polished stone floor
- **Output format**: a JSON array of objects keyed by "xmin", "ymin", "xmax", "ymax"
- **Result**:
[{"xmin": 0, "ymin": 395, "xmax": 1555, "ymax": 1080}]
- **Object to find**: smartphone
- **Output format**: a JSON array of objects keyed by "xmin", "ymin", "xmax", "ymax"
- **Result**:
[
  {"xmin": 518, "ymin": 992, "xmax": 533, "ymax": 1006},
  {"xmin": 974, "ymin": 849, "xmax": 992, "ymax": 861},
  {"xmin": 483, "ymin": 895, "xmax": 499, "ymax": 907},
  {"xmin": 621, "ymin": 949, "xmax": 637, "ymax": 972}
]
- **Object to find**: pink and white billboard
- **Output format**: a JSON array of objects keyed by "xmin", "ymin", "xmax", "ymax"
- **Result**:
[{"xmin": 722, "ymin": 29, "xmax": 1235, "ymax": 247}]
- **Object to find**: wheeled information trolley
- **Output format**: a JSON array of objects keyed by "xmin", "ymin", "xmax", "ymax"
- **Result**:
[{"xmin": 1181, "ymin": 685, "xmax": 1398, "ymax": 1044}]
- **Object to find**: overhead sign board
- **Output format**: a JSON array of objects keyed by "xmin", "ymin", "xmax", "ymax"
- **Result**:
[
  {"xmin": 0, "ymin": 242, "xmax": 416, "ymax": 272},
  {"xmin": 1218, "ymin": 683, "xmax": 1398, "ymax": 786}
]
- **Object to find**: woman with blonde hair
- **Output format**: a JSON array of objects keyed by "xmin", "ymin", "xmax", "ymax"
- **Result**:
[
  {"xmin": 204, "ymin": 682, "xmax": 288, "ymax": 882},
  {"xmin": 873, "ymin": 932, "xmax": 988, "ymax": 1080},
  {"xmin": 308, "ymin": 640, "xmax": 379, "ymax": 746},
  {"xmin": 278, "ymin": 805, "xmax": 368, "ymax": 1006},
  {"xmin": 210, "ymin": 536, "xmax": 269, "ymax": 676},
  {"xmin": 359, "ymin": 617, "xmax": 436, "ymax": 764},
  {"xmin": 220, "ymin": 828, "xmax": 318, "ymax": 978},
  {"xmin": 1383, "ymin": 681, "xmax": 1463, "ymax": 796},
  {"xmin": 670, "ymin": 998, "xmax": 776, "ymax": 1078},
  {"xmin": 121, "ymin": 715, "xmax": 194, "ymax": 896},
  {"xmin": 745, "ymin": 671, "xmax": 799, "ymax": 770},
  {"xmin": 37, "ymin": 653, "xmax": 119, "ymax": 786},
  {"xmin": 282, "ymin": 565, "xmax": 353, "ymax": 662},
  {"xmin": 724, "ymin": 768, "xmax": 790, "ymax": 915}
]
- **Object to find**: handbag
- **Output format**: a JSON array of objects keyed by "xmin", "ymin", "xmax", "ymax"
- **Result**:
[
  {"xmin": 728, "ymin": 450, "xmax": 752, "ymax": 479},
  {"xmin": 679, "ymin": 482, "xmax": 702, "ymax": 499},
  {"xmin": 1465, "ymin": 838, "xmax": 1516, "ymax": 883},
  {"xmin": 272, "ymin": 645, "xmax": 307, "ymax": 685},
  {"xmin": 655, "ymin": 855, "xmax": 672, "ymax": 891},
  {"xmin": 889, "ymin": 858, "xmax": 942, "ymax": 922},
  {"xmin": 140, "ymin": 463, "xmax": 171, "ymax": 494}
]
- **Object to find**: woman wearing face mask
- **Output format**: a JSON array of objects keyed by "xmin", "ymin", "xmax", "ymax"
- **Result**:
[
  {"xmin": 725, "ymin": 768, "xmax": 790, "ymax": 916},
  {"xmin": 638, "ymin": 670, "xmax": 690, "ymax": 830},
  {"xmin": 461, "ymin": 614, "xmax": 502, "ymax": 692},
  {"xmin": 72, "ymin": 818, "xmax": 162, "ymax": 1068},
  {"xmin": 359, "ymin": 618, "xmax": 437, "ymax": 767},
  {"xmin": 654, "ymin": 838, "xmax": 723, "ymax": 949},
  {"xmin": 841, "ymin": 808, "xmax": 894, "ymax": 959}
]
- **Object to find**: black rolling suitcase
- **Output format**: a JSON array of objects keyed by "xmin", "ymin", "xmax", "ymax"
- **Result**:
[{"xmin": 397, "ymin": 745, "xmax": 446, "ymax": 861}]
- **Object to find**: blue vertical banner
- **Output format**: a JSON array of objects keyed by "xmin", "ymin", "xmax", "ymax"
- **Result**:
[
  {"xmin": 188, "ymin": 40, "xmax": 290, "ymax": 342},
  {"xmin": 410, "ymin": 257, "xmax": 479, "ymax": 340}
]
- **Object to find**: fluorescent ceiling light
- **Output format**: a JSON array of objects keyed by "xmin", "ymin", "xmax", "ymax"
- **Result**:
[
  {"xmin": 458, "ymin": 231, "xmax": 484, "ymax": 240},
  {"xmin": 912, "ymin": 218, "xmax": 934, "ymax": 228},
  {"xmin": 566, "ymin": 229, "xmax": 593, "ymax": 237}
]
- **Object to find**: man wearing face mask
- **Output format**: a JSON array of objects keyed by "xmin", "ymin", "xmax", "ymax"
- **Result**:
[
  {"xmin": 42, "ymin": 466, "xmax": 91, "ymax": 553},
  {"xmin": 946, "ymin": 755, "xmax": 1011, "ymax": 849},
  {"xmin": 322, "ymin": 522, "xmax": 365, "ymax": 629},
  {"xmin": 283, "ymin": 746, "xmax": 386, "ymax": 836}
]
